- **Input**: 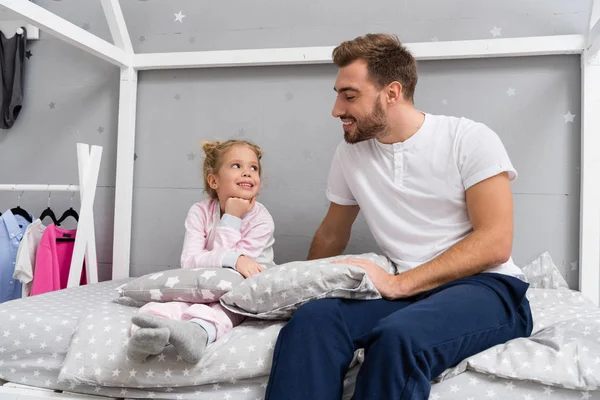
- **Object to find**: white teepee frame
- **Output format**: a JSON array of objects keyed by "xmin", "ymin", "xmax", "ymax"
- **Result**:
[{"xmin": 0, "ymin": 0, "xmax": 598, "ymax": 306}]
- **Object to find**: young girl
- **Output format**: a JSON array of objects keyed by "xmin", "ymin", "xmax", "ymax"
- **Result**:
[{"xmin": 127, "ymin": 139, "xmax": 275, "ymax": 363}]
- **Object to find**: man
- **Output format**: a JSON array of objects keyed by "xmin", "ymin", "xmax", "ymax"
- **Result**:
[{"xmin": 265, "ymin": 33, "xmax": 533, "ymax": 400}]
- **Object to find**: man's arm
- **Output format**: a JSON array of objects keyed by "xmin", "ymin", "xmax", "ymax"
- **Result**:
[
  {"xmin": 337, "ymin": 172, "xmax": 514, "ymax": 299},
  {"xmin": 307, "ymin": 202, "xmax": 360, "ymax": 260},
  {"xmin": 396, "ymin": 172, "xmax": 514, "ymax": 297}
]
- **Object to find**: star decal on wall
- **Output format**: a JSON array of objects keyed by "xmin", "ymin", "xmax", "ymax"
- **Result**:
[
  {"xmin": 174, "ymin": 94, "xmax": 181, "ymax": 101},
  {"xmin": 49, "ymin": 102, "xmax": 56, "ymax": 109},
  {"xmin": 237, "ymin": 128, "xmax": 246, "ymax": 137},
  {"xmin": 97, "ymin": 126, "xmax": 104, "ymax": 134},
  {"xmin": 134, "ymin": 153, "xmax": 138, "ymax": 161},
  {"xmin": 563, "ymin": 111, "xmax": 576, "ymax": 123},
  {"xmin": 82, "ymin": 22, "xmax": 91, "ymax": 31},
  {"xmin": 174, "ymin": 11, "xmax": 186, "ymax": 23},
  {"xmin": 490, "ymin": 26, "xmax": 502, "ymax": 38},
  {"xmin": 189, "ymin": 36, "xmax": 196, "ymax": 44},
  {"xmin": 570, "ymin": 261, "xmax": 578, "ymax": 271},
  {"xmin": 139, "ymin": 36, "xmax": 146, "ymax": 43},
  {"xmin": 187, "ymin": 152, "xmax": 196, "ymax": 161},
  {"xmin": 285, "ymin": 92, "xmax": 294, "ymax": 101},
  {"xmin": 25, "ymin": 50, "xmax": 32, "ymax": 59}
]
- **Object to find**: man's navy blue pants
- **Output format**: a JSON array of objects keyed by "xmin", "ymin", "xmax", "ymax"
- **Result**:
[{"xmin": 265, "ymin": 273, "xmax": 533, "ymax": 400}]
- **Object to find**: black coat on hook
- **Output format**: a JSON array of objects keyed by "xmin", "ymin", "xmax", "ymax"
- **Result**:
[{"xmin": 0, "ymin": 27, "xmax": 26, "ymax": 129}]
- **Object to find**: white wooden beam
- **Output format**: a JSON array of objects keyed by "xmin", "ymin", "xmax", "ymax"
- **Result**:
[
  {"xmin": 579, "ymin": 0, "xmax": 600, "ymax": 307},
  {"xmin": 112, "ymin": 67, "xmax": 138, "ymax": 280},
  {"xmin": 589, "ymin": 18, "xmax": 600, "ymax": 57},
  {"xmin": 133, "ymin": 35, "xmax": 585, "ymax": 70},
  {"xmin": 100, "ymin": 0, "xmax": 133, "ymax": 54},
  {"xmin": 0, "ymin": 0, "xmax": 130, "ymax": 67},
  {"xmin": 588, "ymin": 0, "xmax": 600, "ymax": 59}
]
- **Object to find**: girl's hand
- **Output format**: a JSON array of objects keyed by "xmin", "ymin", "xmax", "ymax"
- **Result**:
[
  {"xmin": 235, "ymin": 256, "xmax": 265, "ymax": 278},
  {"xmin": 225, "ymin": 197, "xmax": 256, "ymax": 218}
]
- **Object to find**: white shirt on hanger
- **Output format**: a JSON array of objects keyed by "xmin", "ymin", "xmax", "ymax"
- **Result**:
[{"xmin": 13, "ymin": 218, "xmax": 46, "ymax": 297}]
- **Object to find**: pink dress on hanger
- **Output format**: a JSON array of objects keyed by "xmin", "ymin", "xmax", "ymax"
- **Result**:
[{"xmin": 30, "ymin": 224, "xmax": 86, "ymax": 296}]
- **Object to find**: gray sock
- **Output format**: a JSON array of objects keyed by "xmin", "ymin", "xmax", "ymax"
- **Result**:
[
  {"xmin": 131, "ymin": 314, "xmax": 208, "ymax": 363},
  {"xmin": 127, "ymin": 327, "xmax": 170, "ymax": 362}
]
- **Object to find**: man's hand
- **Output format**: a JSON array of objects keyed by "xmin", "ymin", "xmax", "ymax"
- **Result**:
[
  {"xmin": 235, "ymin": 255, "xmax": 264, "ymax": 278},
  {"xmin": 332, "ymin": 258, "xmax": 403, "ymax": 300},
  {"xmin": 225, "ymin": 197, "xmax": 256, "ymax": 218}
]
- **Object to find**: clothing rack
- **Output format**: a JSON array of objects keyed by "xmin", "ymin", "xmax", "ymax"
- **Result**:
[
  {"xmin": 0, "ymin": 142, "xmax": 102, "ymax": 288},
  {"xmin": 0, "ymin": 184, "xmax": 79, "ymax": 191}
]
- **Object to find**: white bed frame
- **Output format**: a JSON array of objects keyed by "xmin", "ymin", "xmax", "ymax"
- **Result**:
[{"xmin": 0, "ymin": 0, "xmax": 598, "ymax": 398}]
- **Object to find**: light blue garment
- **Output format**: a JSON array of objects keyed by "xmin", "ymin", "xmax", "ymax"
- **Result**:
[{"xmin": 0, "ymin": 209, "xmax": 32, "ymax": 303}]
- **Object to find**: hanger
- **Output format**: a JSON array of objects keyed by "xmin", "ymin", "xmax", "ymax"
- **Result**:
[
  {"xmin": 57, "ymin": 189, "xmax": 78, "ymax": 226},
  {"xmin": 11, "ymin": 191, "xmax": 32, "ymax": 223},
  {"xmin": 39, "ymin": 187, "xmax": 59, "ymax": 225}
]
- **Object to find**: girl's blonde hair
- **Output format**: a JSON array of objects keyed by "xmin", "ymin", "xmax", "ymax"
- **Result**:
[{"xmin": 202, "ymin": 139, "xmax": 263, "ymax": 199}]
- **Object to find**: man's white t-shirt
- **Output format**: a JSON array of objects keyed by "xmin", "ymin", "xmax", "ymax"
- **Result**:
[{"xmin": 326, "ymin": 112, "xmax": 526, "ymax": 280}]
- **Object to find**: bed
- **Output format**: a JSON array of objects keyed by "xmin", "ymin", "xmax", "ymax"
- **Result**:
[
  {"xmin": 0, "ymin": 251, "xmax": 599, "ymax": 400},
  {"xmin": 0, "ymin": 0, "xmax": 599, "ymax": 398}
]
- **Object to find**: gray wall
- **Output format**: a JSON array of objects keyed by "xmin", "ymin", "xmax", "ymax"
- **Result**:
[{"xmin": 0, "ymin": 0, "xmax": 588, "ymax": 288}]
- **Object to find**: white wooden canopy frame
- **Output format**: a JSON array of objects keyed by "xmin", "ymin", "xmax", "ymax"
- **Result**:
[{"xmin": 1, "ymin": 0, "xmax": 598, "ymax": 306}]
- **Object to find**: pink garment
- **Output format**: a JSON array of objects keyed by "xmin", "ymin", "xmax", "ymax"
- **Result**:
[
  {"xmin": 180, "ymin": 198, "xmax": 275, "ymax": 269},
  {"xmin": 132, "ymin": 301, "xmax": 244, "ymax": 340},
  {"xmin": 137, "ymin": 198, "xmax": 275, "ymax": 342},
  {"xmin": 30, "ymin": 224, "xmax": 86, "ymax": 296}
]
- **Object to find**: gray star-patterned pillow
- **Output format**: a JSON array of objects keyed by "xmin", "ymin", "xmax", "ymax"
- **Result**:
[
  {"xmin": 219, "ymin": 253, "xmax": 393, "ymax": 320},
  {"xmin": 437, "ymin": 288, "xmax": 600, "ymax": 391},
  {"xmin": 522, "ymin": 251, "xmax": 569, "ymax": 289},
  {"xmin": 116, "ymin": 267, "xmax": 245, "ymax": 305}
]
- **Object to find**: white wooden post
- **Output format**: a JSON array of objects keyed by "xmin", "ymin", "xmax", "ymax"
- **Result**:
[
  {"xmin": 75, "ymin": 143, "xmax": 99, "ymax": 285},
  {"xmin": 112, "ymin": 67, "xmax": 138, "ymax": 280},
  {"xmin": 67, "ymin": 144, "xmax": 102, "ymax": 288},
  {"xmin": 579, "ymin": 0, "xmax": 600, "ymax": 306}
]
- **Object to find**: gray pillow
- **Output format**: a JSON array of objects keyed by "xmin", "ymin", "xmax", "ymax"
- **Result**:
[
  {"xmin": 219, "ymin": 253, "xmax": 392, "ymax": 320},
  {"xmin": 521, "ymin": 251, "xmax": 569, "ymax": 289},
  {"xmin": 436, "ymin": 287, "xmax": 600, "ymax": 391},
  {"xmin": 116, "ymin": 267, "xmax": 245, "ymax": 305}
]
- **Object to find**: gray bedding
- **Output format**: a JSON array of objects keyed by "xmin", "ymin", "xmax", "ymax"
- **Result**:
[
  {"xmin": 430, "ymin": 370, "xmax": 600, "ymax": 400},
  {"xmin": 0, "ymin": 255, "xmax": 599, "ymax": 399},
  {"xmin": 0, "ymin": 279, "xmax": 360, "ymax": 399},
  {"xmin": 0, "ymin": 279, "xmax": 126, "ymax": 391}
]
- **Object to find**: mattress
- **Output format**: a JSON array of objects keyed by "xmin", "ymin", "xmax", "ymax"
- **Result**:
[
  {"xmin": 1, "ymin": 278, "xmax": 599, "ymax": 399},
  {"xmin": 0, "ymin": 279, "xmax": 354, "ymax": 399},
  {"xmin": 430, "ymin": 370, "xmax": 600, "ymax": 400},
  {"xmin": 0, "ymin": 280, "xmax": 128, "ymax": 394}
]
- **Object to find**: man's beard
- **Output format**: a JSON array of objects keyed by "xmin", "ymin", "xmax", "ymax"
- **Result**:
[{"xmin": 343, "ymin": 98, "xmax": 389, "ymax": 144}]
